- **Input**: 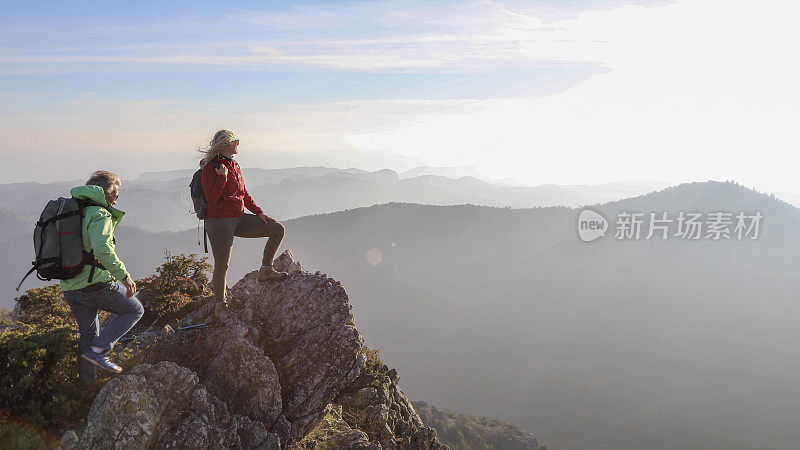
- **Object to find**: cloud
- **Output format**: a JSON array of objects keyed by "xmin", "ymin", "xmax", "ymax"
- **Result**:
[
  {"xmin": 3, "ymin": 0, "xmax": 798, "ymax": 195},
  {"xmin": 0, "ymin": 1, "xmax": 661, "ymax": 73},
  {"xmin": 337, "ymin": 0, "xmax": 800, "ymax": 191}
]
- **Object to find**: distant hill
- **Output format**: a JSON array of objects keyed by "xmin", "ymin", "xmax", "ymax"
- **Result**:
[
  {"xmin": 134, "ymin": 165, "xmax": 366, "ymax": 183},
  {"xmin": 399, "ymin": 165, "xmax": 480, "ymax": 179},
  {"xmin": 0, "ymin": 209, "xmax": 31, "ymax": 243},
  {"xmin": 0, "ymin": 167, "xmax": 660, "ymax": 233},
  {"xmin": 5, "ymin": 180, "xmax": 798, "ymax": 449},
  {"xmin": 550, "ymin": 179, "xmax": 672, "ymax": 201},
  {"xmin": 413, "ymin": 400, "xmax": 543, "ymax": 449}
]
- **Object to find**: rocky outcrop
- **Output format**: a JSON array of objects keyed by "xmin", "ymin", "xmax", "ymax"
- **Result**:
[
  {"xmin": 227, "ymin": 253, "xmax": 365, "ymax": 439},
  {"xmin": 334, "ymin": 362, "xmax": 448, "ymax": 450},
  {"xmin": 144, "ymin": 316, "xmax": 285, "ymax": 431},
  {"xmin": 412, "ymin": 401, "xmax": 544, "ymax": 450},
  {"xmin": 65, "ymin": 251, "xmax": 379, "ymax": 449},
  {"xmin": 65, "ymin": 362, "xmax": 280, "ymax": 449},
  {"xmin": 62, "ymin": 250, "xmax": 455, "ymax": 449},
  {"xmin": 293, "ymin": 353, "xmax": 449, "ymax": 449}
]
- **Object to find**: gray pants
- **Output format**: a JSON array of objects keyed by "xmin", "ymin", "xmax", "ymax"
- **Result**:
[
  {"xmin": 205, "ymin": 214, "xmax": 285, "ymax": 304},
  {"xmin": 62, "ymin": 281, "xmax": 144, "ymax": 385}
]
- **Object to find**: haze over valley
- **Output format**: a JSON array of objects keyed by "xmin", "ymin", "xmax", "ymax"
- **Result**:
[{"xmin": 4, "ymin": 175, "xmax": 798, "ymax": 449}]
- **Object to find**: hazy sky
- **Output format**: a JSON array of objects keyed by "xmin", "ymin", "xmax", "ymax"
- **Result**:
[{"xmin": 1, "ymin": 0, "xmax": 797, "ymax": 192}]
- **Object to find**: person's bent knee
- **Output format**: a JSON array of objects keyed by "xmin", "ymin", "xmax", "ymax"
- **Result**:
[
  {"xmin": 121, "ymin": 296, "xmax": 144, "ymax": 319},
  {"xmin": 274, "ymin": 222, "xmax": 285, "ymax": 237},
  {"xmin": 132, "ymin": 298, "xmax": 145, "ymax": 320}
]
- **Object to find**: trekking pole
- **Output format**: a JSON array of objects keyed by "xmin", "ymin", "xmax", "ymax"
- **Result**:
[{"xmin": 118, "ymin": 322, "xmax": 215, "ymax": 343}]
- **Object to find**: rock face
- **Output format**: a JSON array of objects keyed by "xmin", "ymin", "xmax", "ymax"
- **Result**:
[
  {"xmin": 144, "ymin": 313, "xmax": 287, "ymax": 434},
  {"xmin": 66, "ymin": 251, "xmax": 373, "ymax": 449},
  {"xmin": 67, "ymin": 362, "xmax": 280, "ymax": 449},
  {"xmin": 227, "ymin": 252, "xmax": 365, "ymax": 440},
  {"xmin": 334, "ymin": 364, "xmax": 448, "ymax": 450},
  {"xmin": 412, "ymin": 401, "xmax": 544, "ymax": 450},
  {"xmin": 293, "ymin": 357, "xmax": 449, "ymax": 450}
]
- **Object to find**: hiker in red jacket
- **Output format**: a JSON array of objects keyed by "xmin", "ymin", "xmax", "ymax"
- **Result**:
[{"xmin": 200, "ymin": 130, "xmax": 287, "ymax": 311}]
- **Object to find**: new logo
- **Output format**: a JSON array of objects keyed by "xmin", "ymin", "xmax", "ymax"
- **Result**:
[{"xmin": 577, "ymin": 208, "xmax": 608, "ymax": 242}]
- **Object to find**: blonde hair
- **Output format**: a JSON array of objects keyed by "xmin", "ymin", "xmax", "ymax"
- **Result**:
[
  {"xmin": 199, "ymin": 130, "xmax": 237, "ymax": 167},
  {"xmin": 86, "ymin": 171, "xmax": 122, "ymax": 194}
]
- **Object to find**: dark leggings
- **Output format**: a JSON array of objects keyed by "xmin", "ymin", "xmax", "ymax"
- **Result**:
[{"xmin": 205, "ymin": 214, "xmax": 285, "ymax": 303}]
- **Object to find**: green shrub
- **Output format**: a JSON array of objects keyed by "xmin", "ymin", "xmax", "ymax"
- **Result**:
[
  {"xmin": 0, "ymin": 322, "xmax": 89, "ymax": 429},
  {"xmin": 0, "ymin": 421, "xmax": 59, "ymax": 449},
  {"xmin": 0, "ymin": 253, "xmax": 211, "ymax": 434},
  {"xmin": 0, "ymin": 307, "xmax": 12, "ymax": 326},
  {"xmin": 136, "ymin": 251, "xmax": 211, "ymax": 327},
  {"xmin": 13, "ymin": 284, "xmax": 72, "ymax": 327},
  {"xmin": 360, "ymin": 346, "xmax": 389, "ymax": 387}
]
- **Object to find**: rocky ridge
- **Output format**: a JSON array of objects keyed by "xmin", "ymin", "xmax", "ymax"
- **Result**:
[
  {"xmin": 291, "ymin": 350, "xmax": 448, "ymax": 449},
  {"xmin": 62, "ymin": 251, "xmax": 448, "ymax": 449}
]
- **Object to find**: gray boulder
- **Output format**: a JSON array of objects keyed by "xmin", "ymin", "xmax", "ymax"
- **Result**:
[
  {"xmin": 67, "ymin": 362, "xmax": 280, "ymax": 449},
  {"xmin": 144, "ymin": 315, "xmax": 285, "ymax": 428}
]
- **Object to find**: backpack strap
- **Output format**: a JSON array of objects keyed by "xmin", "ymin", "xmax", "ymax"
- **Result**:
[
  {"xmin": 213, "ymin": 155, "xmax": 237, "ymax": 170},
  {"xmin": 35, "ymin": 209, "xmax": 82, "ymax": 227},
  {"xmin": 76, "ymin": 198, "xmax": 113, "ymax": 213},
  {"xmin": 204, "ymin": 222, "xmax": 209, "ymax": 253},
  {"xmin": 83, "ymin": 250, "xmax": 107, "ymax": 284},
  {"xmin": 16, "ymin": 265, "xmax": 37, "ymax": 291}
]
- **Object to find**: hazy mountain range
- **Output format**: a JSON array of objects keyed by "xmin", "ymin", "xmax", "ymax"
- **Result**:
[
  {"xmin": 0, "ymin": 166, "xmax": 669, "ymax": 234},
  {"xmin": 3, "ymin": 177, "xmax": 799, "ymax": 449},
  {"xmin": 0, "ymin": 208, "xmax": 28, "ymax": 242}
]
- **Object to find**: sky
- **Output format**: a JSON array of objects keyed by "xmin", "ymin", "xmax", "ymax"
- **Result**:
[{"xmin": 1, "ymin": 0, "xmax": 798, "ymax": 192}]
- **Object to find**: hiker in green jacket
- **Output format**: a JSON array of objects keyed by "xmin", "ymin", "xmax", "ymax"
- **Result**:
[{"xmin": 61, "ymin": 171, "xmax": 144, "ymax": 386}]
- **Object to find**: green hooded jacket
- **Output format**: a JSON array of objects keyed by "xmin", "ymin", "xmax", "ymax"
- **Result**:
[{"xmin": 59, "ymin": 185, "xmax": 130, "ymax": 291}]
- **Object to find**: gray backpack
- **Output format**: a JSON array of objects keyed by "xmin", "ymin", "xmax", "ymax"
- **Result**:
[
  {"xmin": 16, "ymin": 197, "xmax": 106, "ymax": 291},
  {"xmin": 189, "ymin": 160, "xmax": 220, "ymax": 221},
  {"xmin": 189, "ymin": 160, "xmax": 222, "ymax": 253}
]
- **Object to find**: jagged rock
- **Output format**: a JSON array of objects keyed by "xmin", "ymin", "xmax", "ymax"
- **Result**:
[
  {"xmin": 412, "ymin": 401, "xmax": 544, "ymax": 450},
  {"xmin": 273, "ymin": 250, "xmax": 304, "ymax": 275},
  {"xmin": 334, "ymin": 362, "xmax": 449, "ymax": 449},
  {"xmin": 109, "ymin": 250, "xmax": 365, "ymax": 447},
  {"xmin": 144, "ymin": 317, "xmax": 285, "ymax": 429},
  {"xmin": 65, "ymin": 250, "xmax": 443, "ymax": 449},
  {"xmin": 69, "ymin": 362, "xmax": 280, "ymax": 449},
  {"xmin": 227, "ymin": 250, "xmax": 366, "ymax": 440}
]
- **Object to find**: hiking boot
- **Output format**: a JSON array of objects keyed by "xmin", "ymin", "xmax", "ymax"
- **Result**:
[
  {"xmin": 81, "ymin": 351, "xmax": 122, "ymax": 373},
  {"xmin": 258, "ymin": 264, "xmax": 288, "ymax": 282}
]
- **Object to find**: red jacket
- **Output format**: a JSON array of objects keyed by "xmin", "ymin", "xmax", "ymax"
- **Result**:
[{"xmin": 201, "ymin": 155, "xmax": 264, "ymax": 218}]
